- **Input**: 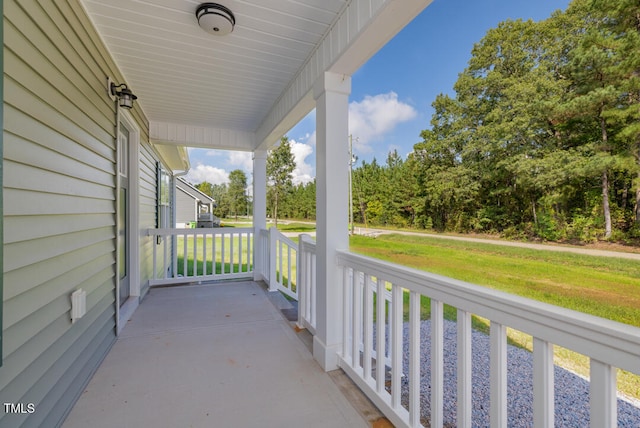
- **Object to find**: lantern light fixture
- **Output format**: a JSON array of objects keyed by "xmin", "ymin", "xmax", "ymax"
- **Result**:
[{"xmin": 110, "ymin": 82, "xmax": 138, "ymax": 109}]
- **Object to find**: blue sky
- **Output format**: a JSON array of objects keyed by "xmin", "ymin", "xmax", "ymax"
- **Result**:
[{"xmin": 186, "ymin": 0, "xmax": 572, "ymax": 187}]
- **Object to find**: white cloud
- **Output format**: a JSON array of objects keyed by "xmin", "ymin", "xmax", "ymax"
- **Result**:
[
  {"xmin": 304, "ymin": 131, "xmax": 316, "ymax": 147},
  {"xmin": 348, "ymin": 92, "xmax": 417, "ymax": 152},
  {"xmin": 289, "ymin": 139, "xmax": 314, "ymax": 185},
  {"xmin": 184, "ymin": 164, "xmax": 229, "ymax": 185},
  {"xmin": 227, "ymin": 151, "xmax": 254, "ymax": 173}
]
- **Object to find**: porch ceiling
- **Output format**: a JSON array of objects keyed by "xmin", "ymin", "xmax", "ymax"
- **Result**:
[{"xmin": 80, "ymin": 0, "xmax": 433, "ymax": 151}]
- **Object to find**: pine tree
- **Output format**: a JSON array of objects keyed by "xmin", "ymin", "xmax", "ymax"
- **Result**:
[{"xmin": 267, "ymin": 137, "xmax": 296, "ymax": 227}]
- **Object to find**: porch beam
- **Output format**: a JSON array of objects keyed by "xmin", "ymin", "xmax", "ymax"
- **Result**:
[
  {"xmin": 255, "ymin": 0, "xmax": 434, "ymax": 150},
  {"xmin": 313, "ymin": 71, "xmax": 351, "ymax": 371},
  {"xmin": 150, "ymin": 121, "xmax": 256, "ymax": 151}
]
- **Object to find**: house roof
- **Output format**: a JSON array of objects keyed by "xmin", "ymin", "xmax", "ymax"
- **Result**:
[
  {"xmin": 176, "ymin": 177, "xmax": 215, "ymax": 204},
  {"xmin": 79, "ymin": 0, "xmax": 434, "ymax": 152}
]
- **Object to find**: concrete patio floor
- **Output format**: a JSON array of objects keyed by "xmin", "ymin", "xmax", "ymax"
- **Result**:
[{"xmin": 62, "ymin": 281, "xmax": 370, "ymax": 428}]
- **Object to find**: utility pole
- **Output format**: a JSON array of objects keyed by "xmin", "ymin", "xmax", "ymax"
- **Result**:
[{"xmin": 348, "ymin": 134, "xmax": 358, "ymax": 235}]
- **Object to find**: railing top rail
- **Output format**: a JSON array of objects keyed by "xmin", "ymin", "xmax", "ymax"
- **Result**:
[
  {"xmin": 299, "ymin": 233, "xmax": 316, "ymax": 250},
  {"xmin": 336, "ymin": 249, "xmax": 640, "ymax": 375},
  {"xmin": 148, "ymin": 227, "xmax": 255, "ymax": 236},
  {"xmin": 270, "ymin": 227, "xmax": 298, "ymax": 248}
]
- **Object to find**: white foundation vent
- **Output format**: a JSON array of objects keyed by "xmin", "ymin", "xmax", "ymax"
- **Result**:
[{"xmin": 71, "ymin": 289, "xmax": 87, "ymax": 323}]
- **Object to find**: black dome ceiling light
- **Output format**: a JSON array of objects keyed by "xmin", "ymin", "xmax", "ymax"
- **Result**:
[{"xmin": 196, "ymin": 3, "xmax": 236, "ymax": 36}]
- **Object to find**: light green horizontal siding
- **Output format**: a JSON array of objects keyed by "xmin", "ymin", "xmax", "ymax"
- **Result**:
[
  {"xmin": 2, "ymin": 0, "xmax": 151, "ymax": 426},
  {"xmin": 139, "ymin": 143, "xmax": 160, "ymax": 298}
]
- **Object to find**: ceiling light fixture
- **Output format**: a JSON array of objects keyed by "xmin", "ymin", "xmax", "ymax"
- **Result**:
[{"xmin": 196, "ymin": 3, "xmax": 236, "ymax": 36}]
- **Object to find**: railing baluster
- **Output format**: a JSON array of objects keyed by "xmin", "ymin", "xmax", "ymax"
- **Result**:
[
  {"xmin": 352, "ymin": 270, "xmax": 362, "ymax": 370},
  {"xmin": 409, "ymin": 291, "xmax": 421, "ymax": 427},
  {"xmin": 342, "ymin": 265, "xmax": 350, "ymax": 360},
  {"xmin": 277, "ymin": 238, "xmax": 281, "ymax": 284},
  {"xmin": 221, "ymin": 231, "xmax": 226, "ymax": 274},
  {"xmin": 376, "ymin": 276, "xmax": 386, "ymax": 394},
  {"xmin": 490, "ymin": 321, "xmax": 507, "ymax": 428},
  {"xmin": 182, "ymin": 232, "xmax": 188, "ymax": 279},
  {"xmin": 590, "ymin": 359, "xmax": 616, "ymax": 428},
  {"xmin": 287, "ymin": 244, "xmax": 292, "ymax": 293},
  {"xmin": 170, "ymin": 234, "xmax": 178, "ymax": 279},
  {"xmin": 245, "ymin": 231, "xmax": 250, "ymax": 272},
  {"xmin": 363, "ymin": 275, "xmax": 374, "ymax": 381},
  {"xmin": 163, "ymin": 232, "xmax": 168, "ymax": 279},
  {"xmin": 457, "ymin": 309, "xmax": 472, "ymax": 428},
  {"xmin": 212, "ymin": 230, "xmax": 217, "ymax": 276},
  {"xmin": 203, "ymin": 232, "xmax": 207, "ymax": 276},
  {"xmin": 533, "ymin": 338, "xmax": 554, "ymax": 428},
  {"xmin": 298, "ymin": 251, "xmax": 308, "ymax": 320},
  {"xmin": 391, "ymin": 284, "xmax": 403, "ymax": 410},
  {"xmin": 310, "ymin": 251, "xmax": 316, "ymax": 327},
  {"xmin": 230, "ymin": 231, "xmax": 235, "ymax": 273},
  {"xmin": 237, "ymin": 232, "xmax": 241, "ymax": 272},
  {"xmin": 431, "ymin": 299, "xmax": 443, "ymax": 427},
  {"xmin": 194, "ymin": 231, "xmax": 198, "ymax": 276}
]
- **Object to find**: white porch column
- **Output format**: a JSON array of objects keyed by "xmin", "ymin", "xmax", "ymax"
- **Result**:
[
  {"xmin": 313, "ymin": 71, "xmax": 351, "ymax": 371},
  {"xmin": 253, "ymin": 150, "xmax": 268, "ymax": 282}
]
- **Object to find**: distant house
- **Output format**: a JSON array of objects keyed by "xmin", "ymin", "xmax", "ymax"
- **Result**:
[{"xmin": 175, "ymin": 177, "xmax": 220, "ymax": 228}]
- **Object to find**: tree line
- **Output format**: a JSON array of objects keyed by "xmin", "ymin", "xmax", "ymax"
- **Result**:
[
  {"xmin": 195, "ymin": 0, "xmax": 640, "ymax": 242},
  {"xmin": 192, "ymin": 137, "xmax": 315, "ymax": 224},
  {"xmin": 403, "ymin": 0, "xmax": 640, "ymax": 242}
]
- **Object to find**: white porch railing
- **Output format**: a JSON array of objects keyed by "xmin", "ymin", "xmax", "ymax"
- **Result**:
[
  {"xmin": 297, "ymin": 234, "xmax": 317, "ymax": 333},
  {"xmin": 268, "ymin": 227, "xmax": 298, "ymax": 300},
  {"xmin": 335, "ymin": 249, "xmax": 640, "ymax": 428},
  {"xmin": 147, "ymin": 228, "xmax": 253, "ymax": 286}
]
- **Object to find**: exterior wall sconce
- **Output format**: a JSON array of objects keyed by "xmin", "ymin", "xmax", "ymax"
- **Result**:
[
  {"xmin": 110, "ymin": 82, "xmax": 138, "ymax": 109},
  {"xmin": 196, "ymin": 3, "xmax": 235, "ymax": 36}
]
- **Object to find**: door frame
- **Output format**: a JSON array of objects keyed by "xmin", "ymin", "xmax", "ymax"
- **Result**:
[{"xmin": 116, "ymin": 109, "xmax": 140, "ymax": 335}]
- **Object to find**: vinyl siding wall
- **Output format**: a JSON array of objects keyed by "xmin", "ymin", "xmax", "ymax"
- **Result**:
[
  {"xmin": 2, "ymin": 1, "xmax": 152, "ymax": 426},
  {"xmin": 176, "ymin": 187, "xmax": 197, "ymax": 224},
  {"xmin": 139, "ymin": 144, "xmax": 172, "ymax": 297}
]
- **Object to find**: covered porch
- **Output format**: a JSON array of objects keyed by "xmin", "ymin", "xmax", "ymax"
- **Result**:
[
  {"xmin": 62, "ymin": 281, "xmax": 375, "ymax": 428},
  {"xmin": 53, "ymin": 0, "xmax": 640, "ymax": 426},
  {"xmin": 81, "ymin": 226, "xmax": 640, "ymax": 427}
]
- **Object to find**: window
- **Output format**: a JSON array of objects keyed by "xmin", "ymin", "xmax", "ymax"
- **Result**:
[{"xmin": 157, "ymin": 162, "xmax": 171, "ymax": 241}]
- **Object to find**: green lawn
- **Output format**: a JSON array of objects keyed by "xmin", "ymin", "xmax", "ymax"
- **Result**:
[
  {"xmin": 350, "ymin": 233, "xmax": 640, "ymax": 401},
  {"xmin": 176, "ymin": 236, "xmax": 252, "ymax": 276}
]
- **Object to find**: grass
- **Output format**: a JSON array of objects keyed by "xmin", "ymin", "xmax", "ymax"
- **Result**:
[
  {"xmin": 275, "ymin": 222, "xmax": 316, "ymax": 233},
  {"xmin": 176, "ymin": 236, "xmax": 252, "ymax": 276},
  {"xmin": 350, "ymin": 233, "xmax": 640, "ymax": 401}
]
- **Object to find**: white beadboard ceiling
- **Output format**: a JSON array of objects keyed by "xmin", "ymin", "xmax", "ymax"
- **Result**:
[
  {"xmin": 81, "ymin": 0, "xmax": 433, "ymax": 150},
  {"xmin": 82, "ymin": 0, "xmax": 346, "ymax": 128}
]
